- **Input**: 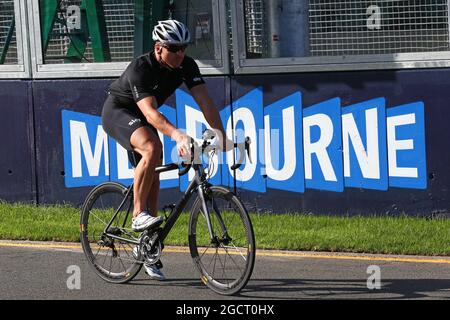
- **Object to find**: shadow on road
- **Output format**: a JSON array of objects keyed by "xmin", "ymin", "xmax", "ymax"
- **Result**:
[
  {"xmin": 236, "ymin": 278, "xmax": 450, "ymax": 300},
  {"xmin": 126, "ymin": 277, "xmax": 450, "ymax": 299},
  {"xmin": 127, "ymin": 278, "xmax": 206, "ymax": 289}
]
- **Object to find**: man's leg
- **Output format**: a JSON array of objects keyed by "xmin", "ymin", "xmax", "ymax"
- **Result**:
[
  {"xmin": 146, "ymin": 158, "xmax": 161, "ymax": 217},
  {"xmin": 130, "ymin": 126, "xmax": 162, "ymax": 218}
]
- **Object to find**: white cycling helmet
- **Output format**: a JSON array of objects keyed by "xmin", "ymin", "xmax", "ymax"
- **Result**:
[{"xmin": 152, "ymin": 19, "xmax": 190, "ymax": 45}]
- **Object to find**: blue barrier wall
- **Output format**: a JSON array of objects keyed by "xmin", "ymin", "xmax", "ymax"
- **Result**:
[
  {"xmin": 32, "ymin": 80, "xmax": 111, "ymax": 206},
  {"xmin": 0, "ymin": 69, "xmax": 448, "ymax": 216},
  {"xmin": 0, "ymin": 81, "xmax": 36, "ymax": 203},
  {"xmin": 31, "ymin": 77, "xmax": 230, "ymax": 207},
  {"xmin": 230, "ymin": 69, "xmax": 448, "ymax": 215}
]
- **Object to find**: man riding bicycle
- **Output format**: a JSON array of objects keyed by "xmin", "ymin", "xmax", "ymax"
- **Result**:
[{"xmin": 101, "ymin": 19, "xmax": 231, "ymax": 280}]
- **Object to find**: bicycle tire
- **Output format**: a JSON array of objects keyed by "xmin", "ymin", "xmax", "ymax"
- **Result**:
[
  {"xmin": 80, "ymin": 182, "xmax": 142, "ymax": 284},
  {"xmin": 188, "ymin": 186, "xmax": 256, "ymax": 295}
]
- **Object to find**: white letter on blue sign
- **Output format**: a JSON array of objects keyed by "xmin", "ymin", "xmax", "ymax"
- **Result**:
[
  {"xmin": 341, "ymin": 98, "xmax": 388, "ymax": 190},
  {"xmin": 342, "ymin": 108, "xmax": 380, "ymax": 179},
  {"xmin": 227, "ymin": 88, "xmax": 266, "ymax": 193},
  {"xmin": 303, "ymin": 113, "xmax": 337, "ymax": 182},
  {"xmin": 387, "ymin": 113, "xmax": 417, "ymax": 178},
  {"xmin": 263, "ymin": 92, "xmax": 304, "ymax": 193},
  {"xmin": 176, "ymin": 90, "xmax": 221, "ymax": 191},
  {"xmin": 302, "ymin": 98, "xmax": 343, "ymax": 192},
  {"xmin": 69, "ymin": 121, "xmax": 109, "ymax": 178},
  {"xmin": 386, "ymin": 102, "xmax": 426, "ymax": 189},
  {"xmin": 186, "ymin": 106, "xmax": 220, "ymax": 181},
  {"xmin": 264, "ymin": 108, "xmax": 296, "ymax": 181},
  {"xmin": 115, "ymin": 142, "xmax": 133, "ymax": 180}
]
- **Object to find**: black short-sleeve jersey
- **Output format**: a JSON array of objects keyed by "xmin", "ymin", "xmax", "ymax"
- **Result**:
[{"xmin": 109, "ymin": 51, "xmax": 205, "ymax": 108}]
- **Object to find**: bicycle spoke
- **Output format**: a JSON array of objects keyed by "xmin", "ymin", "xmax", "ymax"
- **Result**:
[
  {"xmin": 189, "ymin": 186, "xmax": 255, "ymax": 294},
  {"xmin": 200, "ymin": 245, "xmax": 213, "ymax": 259},
  {"xmin": 221, "ymin": 245, "xmax": 245, "ymax": 273},
  {"xmin": 222, "ymin": 250, "xmax": 228, "ymax": 282},
  {"xmin": 108, "ymin": 250, "xmax": 113, "ymax": 276},
  {"xmin": 101, "ymin": 247, "xmax": 109, "ymax": 268},
  {"xmin": 81, "ymin": 183, "xmax": 142, "ymax": 283},
  {"xmin": 94, "ymin": 243, "xmax": 102, "ymax": 260},
  {"xmin": 117, "ymin": 243, "xmax": 129, "ymax": 272},
  {"xmin": 89, "ymin": 210, "xmax": 109, "ymax": 226},
  {"xmin": 214, "ymin": 248, "xmax": 229, "ymax": 283},
  {"xmin": 224, "ymin": 243, "xmax": 248, "ymax": 261},
  {"xmin": 122, "ymin": 242, "xmax": 134, "ymax": 257},
  {"xmin": 212, "ymin": 249, "xmax": 218, "ymax": 279}
]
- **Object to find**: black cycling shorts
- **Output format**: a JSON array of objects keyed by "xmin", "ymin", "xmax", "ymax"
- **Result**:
[{"xmin": 101, "ymin": 93, "xmax": 159, "ymax": 151}]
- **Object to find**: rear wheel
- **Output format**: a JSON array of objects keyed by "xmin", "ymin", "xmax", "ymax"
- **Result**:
[
  {"xmin": 80, "ymin": 182, "xmax": 142, "ymax": 283},
  {"xmin": 188, "ymin": 186, "xmax": 256, "ymax": 295}
]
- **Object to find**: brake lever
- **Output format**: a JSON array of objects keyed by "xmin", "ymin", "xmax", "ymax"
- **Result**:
[
  {"xmin": 231, "ymin": 136, "xmax": 252, "ymax": 170},
  {"xmin": 178, "ymin": 138, "xmax": 195, "ymax": 176},
  {"xmin": 178, "ymin": 161, "xmax": 191, "ymax": 176}
]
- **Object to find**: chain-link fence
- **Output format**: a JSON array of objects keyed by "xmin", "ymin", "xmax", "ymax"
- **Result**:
[
  {"xmin": 0, "ymin": 0, "xmax": 17, "ymax": 64},
  {"xmin": 309, "ymin": 0, "xmax": 449, "ymax": 56},
  {"xmin": 45, "ymin": 0, "xmax": 136, "ymax": 63},
  {"xmin": 245, "ymin": 0, "xmax": 265, "ymax": 56},
  {"xmin": 243, "ymin": 0, "xmax": 450, "ymax": 58},
  {"xmin": 43, "ymin": 0, "xmax": 215, "ymax": 64}
]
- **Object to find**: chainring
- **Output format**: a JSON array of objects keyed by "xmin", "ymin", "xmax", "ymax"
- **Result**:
[{"xmin": 137, "ymin": 230, "xmax": 162, "ymax": 265}]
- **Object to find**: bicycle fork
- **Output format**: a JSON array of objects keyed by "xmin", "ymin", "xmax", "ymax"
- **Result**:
[
  {"xmin": 195, "ymin": 175, "xmax": 229, "ymax": 246},
  {"xmin": 197, "ymin": 182, "xmax": 217, "ymax": 244}
]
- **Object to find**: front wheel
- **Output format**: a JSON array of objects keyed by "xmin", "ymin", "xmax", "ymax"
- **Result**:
[{"xmin": 188, "ymin": 186, "xmax": 256, "ymax": 295}]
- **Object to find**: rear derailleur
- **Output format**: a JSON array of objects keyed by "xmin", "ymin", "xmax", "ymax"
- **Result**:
[{"xmin": 97, "ymin": 234, "xmax": 118, "ymax": 257}]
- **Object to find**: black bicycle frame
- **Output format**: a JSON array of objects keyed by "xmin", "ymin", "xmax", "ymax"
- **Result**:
[
  {"xmin": 157, "ymin": 163, "xmax": 206, "ymax": 242},
  {"xmin": 102, "ymin": 133, "xmax": 251, "ymax": 246},
  {"xmin": 103, "ymin": 162, "xmax": 215, "ymax": 247}
]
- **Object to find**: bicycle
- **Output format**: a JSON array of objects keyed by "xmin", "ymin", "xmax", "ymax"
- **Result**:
[{"xmin": 80, "ymin": 129, "xmax": 255, "ymax": 295}]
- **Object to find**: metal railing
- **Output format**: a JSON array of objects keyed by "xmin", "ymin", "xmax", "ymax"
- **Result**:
[
  {"xmin": 45, "ymin": 0, "xmax": 136, "ymax": 64},
  {"xmin": 244, "ymin": 0, "xmax": 265, "ymax": 56},
  {"xmin": 309, "ymin": 0, "xmax": 450, "ymax": 56}
]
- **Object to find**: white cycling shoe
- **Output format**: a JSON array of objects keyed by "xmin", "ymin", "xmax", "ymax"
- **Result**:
[
  {"xmin": 131, "ymin": 211, "xmax": 164, "ymax": 232},
  {"xmin": 143, "ymin": 262, "xmax": 166, "ymax": 281},
  {"xmin": 132, "ymin": 247, "xmax": 166, "ymax": 281}
]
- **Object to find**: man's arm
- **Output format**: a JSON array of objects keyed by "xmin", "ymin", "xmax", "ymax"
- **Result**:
[
  {"xmin": 136, "ymin": 96, "xmax": 190, "ymax": 156},
  {"xmin": 136, "ymin": 96, "xmax": 179, "ymax": 138},
  {"xmin": 190, "ymin": 84, "xmax": 232, "ymax": 150}
]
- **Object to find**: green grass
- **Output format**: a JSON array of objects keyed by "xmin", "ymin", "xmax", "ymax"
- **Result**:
[
  {"xmin": 251, "ymin": 213, "xmax": 450, "ymax": 255},
  {"xmin": 1, "ymin": 202, "xmax": 450, "ymax": 256}
]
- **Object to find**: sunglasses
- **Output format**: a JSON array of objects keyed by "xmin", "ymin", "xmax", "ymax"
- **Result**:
[{"xmin": 163, "ymin": 44, "xmax": 188, "ymax": 53}]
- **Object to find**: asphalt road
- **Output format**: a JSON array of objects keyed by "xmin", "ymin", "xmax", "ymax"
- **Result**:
[{"xmin": 1, "ymin": 241, "xmax": 450, "ymax": 300}]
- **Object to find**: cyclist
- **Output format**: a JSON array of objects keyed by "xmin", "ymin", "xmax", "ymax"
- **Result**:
[{"xmin": 101, "ymin": 19, "xmax": 231, "ymax": 280}]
